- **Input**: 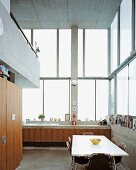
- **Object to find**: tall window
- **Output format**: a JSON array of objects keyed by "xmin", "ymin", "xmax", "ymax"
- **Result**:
[
  {"xmin": 22, "ymin": 81, "xmax": 43, "ymax": 121},
  {"xmin": 129, "ymin": 60, "xmax": 136, "ymax": 116},
  {"xmin": 110, "ymin": 13, "xmax": 118, "ymax": 72},
  {"xmin": 96, "ymin": 80, "xmax": 108, "ymax": 120},
  {"xmin": 34, "ymin": 29, "xmax": 57, "ymax": 77},
  {"xmin": 44, "ymin": 80, "xmax": 69, "ymax": 121},
  {"xmin": 117, "ymin": 67, "xmax": 128, "ymax": 115},
  {"xmin": 85, "ymin": 29, "xmax": 107, "ymax": 76},
  {"xmin": 109, "ymin": 78, "xmax": 115, "ymax": 115},
  {"xmin": 59, "ymin": 29, "xmax": 71, "ymax": 77},
  {"xmin": 22, "ymin": 28, "xmax": 110, "ymax": 122},
  {"xmin": 120, "ymin": 0, "xmax": 132, "ymax": 63},
  {"xmin": 78, "ymin": 80, "xmax": 95, "ymax": 121}
]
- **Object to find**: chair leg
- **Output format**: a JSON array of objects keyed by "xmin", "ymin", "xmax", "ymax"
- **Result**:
[
  {"xmin": 115, "ymin": 164, "xmax": 118, "ymax": 170},
  {"xmin": 113, "ymin": 156, "xmax": 117, "ymax": 170},
  {"xmin": 71, "ymin": 164, "xmax": 78, "ymax": 170},
  {"xmin": 71, "ymin": 160, "xmax": 73, "ymax": 166},
  {"xmin": 75, "ymin": 164, "xmax": 78, "ymax": 170},
  {"xmin": 71, "ymin": 156, "xmax": 74, "ymax": 166}
]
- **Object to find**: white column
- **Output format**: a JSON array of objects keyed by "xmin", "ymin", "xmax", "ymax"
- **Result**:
[{"xmin": 71, "ymin": 25, "xmax": 78, "ymax": 121}]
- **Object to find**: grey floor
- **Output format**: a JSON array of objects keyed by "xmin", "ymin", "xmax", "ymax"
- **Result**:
[{"xmin": 16, "ymin": 147, "xmax": 127, "ymax": 170}]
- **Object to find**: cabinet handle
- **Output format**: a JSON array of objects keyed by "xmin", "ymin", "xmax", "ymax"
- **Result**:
[{"xmin": 1, "ymin": 136, "xmax": 6, "ymax": 144}]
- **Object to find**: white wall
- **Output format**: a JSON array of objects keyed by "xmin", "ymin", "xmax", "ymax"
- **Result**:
[
  {"xmin": 0, "ymin": 0, "xmax": 40, "ymax": 88},
  {"xmin": 1, "ymin": 0, "xmax": 10, "ymax": 13}
]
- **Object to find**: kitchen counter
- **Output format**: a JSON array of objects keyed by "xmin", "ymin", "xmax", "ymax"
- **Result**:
[
  {"xmin": 23, "ymin": 124, "xmax": 111, "ymax": 143},
  {"xmin": 23, "ymin": 123, "xmax": 110, "ymax": 129}
]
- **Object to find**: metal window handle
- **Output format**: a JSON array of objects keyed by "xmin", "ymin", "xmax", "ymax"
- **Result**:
[{"xmin": 1, "ymin": 136, "xmax": 6, "ymax": 144}]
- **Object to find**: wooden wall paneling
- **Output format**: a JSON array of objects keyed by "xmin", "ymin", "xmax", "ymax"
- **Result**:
[
  {"xmin": 13, "ymin": 86, "xmax": 22, "ymax": 167},
  {"xmin": 6, "ymin": 81, "xmax": 15, "ymax": 170},
  {"xmin": 13, "ymin": 84, "xmax": 19, "ymax": 168},
  {"xmin": 0, "ymin": 78, "xmax": 7, "ymax": 170},
  {"xmin": 0, "ymin": 78, "xmax": 22, "ymax": 170},
  {"xmin": 6, "ymin": 81, "xmax": 22, "ymax": 170}
]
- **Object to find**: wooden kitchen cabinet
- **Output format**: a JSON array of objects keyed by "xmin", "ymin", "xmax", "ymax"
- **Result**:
[
  {"xmin": 23, "ymin": 128, "xmax": 64, "ymax": 142},
  {"xmin": 0, "ymin": 77, "xmax": 22, "ymax": 170},
  {"xmin": 63, "ymin": 129, "xmax": 75, "ymax": 142},
  {"xmin": 99, "ymin": 129, "xmax": 111, "ymax": 139},
  {"xmin": 52, "ymin": 129, "xmax": 64, "ymax": 142},
  {"xmin": 23, "ymin": 127, "xmax": 111, "ymax": 143},
  {"xmin": 23, "ymin": 128, "xmax": 30, "ymax": 142}
]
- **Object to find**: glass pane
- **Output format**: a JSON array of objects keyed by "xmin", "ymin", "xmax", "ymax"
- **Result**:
[
  {"xmin": 22, "ymin": 81, "xmax": 43, "ymax": 121},
  {"xmin": 59, "ymin": 29, "xmax": 71, "ymax": 77},
  {"xmin": 78, "ymin": 80, "xmax": 95, "ymax": 121},
  {"xmin": 117, "ymin": 67, "xmax": 128, "ymax": 115},
  {"xmin": 78, "ymin": 29, "xmax": 83, "ymax": 77},
  {"xmin": 110, "ymin": 78, "xmax": 115, "ymax": 115},
  {"xmin": 96, "ymin": 80, "xmax": 108, "ymax": 120},
  {"xmin": 44, "ymin": 80, "xmax": 69, "ymax": 121},
  {"xmin": 34, "ymin": 29, "xmax": 57, "ymax": 77},
  {"xmin": 85, "ymin": 29, "xmax": 107, "ymax": 76},
  {"xmin": 120, "ymin": 0, "xmax": 132, "ymax": 63},
  {"xmin": 110, "ymin": 13, "xmax": 118, "ymax": 72},
  {"xmin": 129, "ymin": 59, "xmax": 136, "ymax": 116},
  {"xmin": 22, "ymin": 29, "xmax": 31, "ymax": 43}
]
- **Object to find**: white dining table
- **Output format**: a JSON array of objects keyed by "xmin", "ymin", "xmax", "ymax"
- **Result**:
[{"xmin": 71, "ymin": 135, "xmax": 128, "ymax": 169}]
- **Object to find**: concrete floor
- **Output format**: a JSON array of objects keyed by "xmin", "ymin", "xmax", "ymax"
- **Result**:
[{"xmin": 16, "ymin": 147, "xmax": 128, "ymax": 170}]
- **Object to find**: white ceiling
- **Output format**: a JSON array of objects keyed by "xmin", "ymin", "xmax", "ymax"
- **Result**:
[{"xmin": 10, "ymin": 0, "xmax": 122, "ymax": 29}]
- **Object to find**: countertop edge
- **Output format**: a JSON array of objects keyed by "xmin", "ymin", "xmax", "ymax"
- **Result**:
[{"xmin": 22, "ymin": 125, "xmax": 111, "ymax": 129}]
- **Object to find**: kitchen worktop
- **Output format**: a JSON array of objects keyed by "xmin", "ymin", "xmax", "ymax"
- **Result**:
[
  {"xmin": 23, "ymin": 123, "xmax": 110, "ymax": 129},
  {"xmin": 23, "ymin": 121, "xmax": 111, "ymax": 143}
]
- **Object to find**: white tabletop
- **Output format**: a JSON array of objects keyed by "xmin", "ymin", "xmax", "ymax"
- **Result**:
[{"xmin": 72, "ymin": 135, "xmax": 128, "ymax": 157}]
